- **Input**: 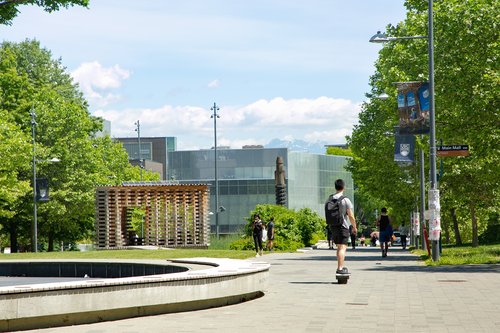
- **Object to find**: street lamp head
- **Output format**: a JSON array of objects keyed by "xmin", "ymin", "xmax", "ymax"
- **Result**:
[
  {"xmin": 370, "ymin": 31, "xmax": 427, "ymax": 43},
  {"xmin": 49, "ymin": 157, "xmax": 60, "ymax": 163},
  {"xmin": 376, "ymin": 92, "xmax": 390, "ymax": 100},
  {"xmin": 369, "ymin": 31, "xmax": 390, "ymax": 43}
]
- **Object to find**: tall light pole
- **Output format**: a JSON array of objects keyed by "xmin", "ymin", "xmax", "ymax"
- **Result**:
[
  {"xmin": 134, "ymin": 120, "xmax": 143, "ymax": 182},
  {"xmin": 419, "ymin": 135, "xmax": 426, "ymax": 250},
  {"xmin": 370, "ymin": 0, "xmax": 439, "ymax": 261},
  {"xmin": 30, "ymin": 108, "xmax": 38, "ymax": 252},
  {"xmin": 134, "ymin": 120, "xmax": 144, "ymax": 241},
  {"xmin": 426, "ymin": 0, "xmax": 440, "ymax": 262},
  {"xmin": 211, "ymin": 102, "xmax": 220, "ymax": 239},
  {"xmin": 30, "ymin": 108, "xmax": 60, "ymax": 252}
]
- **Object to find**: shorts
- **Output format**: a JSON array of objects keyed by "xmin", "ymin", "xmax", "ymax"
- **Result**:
[
  {"xmin": 380, "ymin": 230, "xmax": 392, "ymax": 243},
  {"xmin": 332, "ymin": 226, "xmax": 350, "ymax": 245}
]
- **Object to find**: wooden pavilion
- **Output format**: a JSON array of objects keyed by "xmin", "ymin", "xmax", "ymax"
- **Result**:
[{"xmin": 95, "ymin": 182, "xmax": 210, "ymax": 249}]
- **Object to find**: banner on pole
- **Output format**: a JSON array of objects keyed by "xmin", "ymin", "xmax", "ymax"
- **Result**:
[
  {"xmin": 428, "ymin": 189, "xmax": 441, "ymax": 241},
  {"xmin": 394, "ymin": 134, "xmax": 415, "ymax": 163},
  {"xmin": 36, "ymin": 178, "xmax": 50, "ymax": 202},
  {"xmin": 396, "ymin": 81, "xmax": 430, "ymax": 135},
  {"xmin": 413, "ymin": 211, "xmax": 420, "ymax": 236}
]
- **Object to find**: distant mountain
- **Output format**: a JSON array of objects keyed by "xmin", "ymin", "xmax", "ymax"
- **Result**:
[{"xmin": 265, "ymin": 138, "xmax": 328, "ymax": 154}]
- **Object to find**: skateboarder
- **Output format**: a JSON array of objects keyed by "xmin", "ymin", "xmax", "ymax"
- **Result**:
[{"xmin": 325, "ymin": 179, "xmax": 357, "ymax": 276}]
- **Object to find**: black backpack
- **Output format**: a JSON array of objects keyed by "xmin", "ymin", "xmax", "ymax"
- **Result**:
[{"xmin": 325, "ymin": 195, "xmax": 345, "ymax": 227}]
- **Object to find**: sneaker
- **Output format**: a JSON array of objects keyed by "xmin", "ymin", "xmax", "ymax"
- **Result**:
[
  {"xmin": 336, "ymin": 267, "xmax": 349, "ymax": 275},
  {"xmin": 255, "ymin": 253, "xmax": 260, "ymax": 257}
]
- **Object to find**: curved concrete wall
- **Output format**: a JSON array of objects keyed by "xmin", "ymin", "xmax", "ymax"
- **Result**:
[
  {"xmin": 0, "ymin": 261, "xmax": 188, "ymax": 278},
  {"xmin": 0, "ymin": 258, "xmax": 269, "ymax": 332}
]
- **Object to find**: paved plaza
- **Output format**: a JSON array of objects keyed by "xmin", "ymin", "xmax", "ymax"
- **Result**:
[{"xmin": 25, "ymin": 245, "xmax": 500, "ymax": 333}]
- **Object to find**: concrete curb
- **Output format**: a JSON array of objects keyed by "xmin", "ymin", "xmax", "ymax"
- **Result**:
[{"xmin": 0, "ymin": 258, "xmax": 270, "ymax": 331}]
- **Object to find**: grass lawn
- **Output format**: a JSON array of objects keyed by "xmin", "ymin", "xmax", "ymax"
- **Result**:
[
  {"xmin": 413, "ymin": 243, "xmax": 500, "ymax": 266},
  {"xmin": 0, "ymin": 234, "xmax": 263, "ymax": 260},
  {"xmin": 0, "ymin": 249, "xmax": 257, "ymax": 261}
]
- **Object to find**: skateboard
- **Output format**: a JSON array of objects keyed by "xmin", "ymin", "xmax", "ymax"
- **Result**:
[{"xmin": 335, "ymin": 273, "xmax": 350, "ymax": 284}]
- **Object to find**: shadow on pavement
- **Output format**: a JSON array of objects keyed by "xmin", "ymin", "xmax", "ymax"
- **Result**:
[
  {"xmin": 274, "ymin": 248, "xmax": 500, "ymax": 274},
  {"xmin": 289, "ymin": 281, "xmax": 334, "ymax": 285},
  {"xmin": 362, "ymin": 264, "xmax": 500, "ymax": 274}
]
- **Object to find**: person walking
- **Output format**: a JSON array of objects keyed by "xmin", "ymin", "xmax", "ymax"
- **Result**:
[
  {"xmin": 349, "ymin": 225, "xmax": 356, "ymax": 250},
  {"xmin": 377, "ymin": 208, "xmax": 392, "ymax": 257},
  {"xmin": 326, "ymin": 225, "xmax": 334, "ymax": 249},
  {"xmin": 325, "ymin": 179, "xmax": 357, "ymax": 275},
  {"xmin": 252, "ymin": 214, "xmax": 264, "ymax": 257},
  {"xmin": 399, "ymin": 222, "xmax": 409, "ymax": 250},
  {"xmin": 266, "ymin": 217, "xmax": 275, "ymax": 251}
]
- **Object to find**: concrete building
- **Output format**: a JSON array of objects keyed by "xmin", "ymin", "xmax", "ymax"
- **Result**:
[
  {"xmin": 168, "ymin": 147, "xmax": 353, "ymax": 234},
  {"xmin": 115, "ymin": 137, "xmax": 177, "ymax": 180}
]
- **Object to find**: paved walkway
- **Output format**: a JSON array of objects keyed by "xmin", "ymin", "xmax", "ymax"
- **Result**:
[{"xmin": 26, "ymin": 246, "xmax": 500, "ymax": 333}]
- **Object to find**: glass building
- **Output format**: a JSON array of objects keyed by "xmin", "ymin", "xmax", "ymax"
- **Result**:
[
  {"xmin": 168, "ymin": 147, "xmax": 353, "ymax": 234},
  {"xmin": 116, "ymin": 137, "xmax": 177, "ymax": 180}
]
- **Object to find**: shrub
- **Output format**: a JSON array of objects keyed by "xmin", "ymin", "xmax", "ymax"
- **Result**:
[
  {"xmin": 229, "ymin": 237, "xmax": 255, "ymax": 250},
  {"xmin": 237, "ymin": 204, "xmax": 326, "ymax": 250}
]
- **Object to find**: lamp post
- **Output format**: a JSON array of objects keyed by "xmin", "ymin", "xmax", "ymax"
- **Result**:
[
  {"xmin": 427, "ymin": 0, "xmax": 440, "ymax": 262},
  {"xmin": 370, "ymin": 0, "xmax": 439, "ymax": 260},
  {"xmin": 30, "ymin": 108, "xmax": 60, "ymax": 252},
  {"xmin": 134, "ymin": 120, "xmax": 143, "ymax": 182},
  {"xmin": 30, "ymin": 108, "xmax": 38, "ymax": 252},
  {"xmin": 134, "ymin": 120, "xmax": 144, "ymax": 241},
  {"xmin": 211, "ymin": 102, "xmax": 220, "ymax": 239}
]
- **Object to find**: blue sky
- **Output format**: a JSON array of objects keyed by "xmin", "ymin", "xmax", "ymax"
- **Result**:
[{"xmin": 0, "ymin": 1, "xmax": 407, "ymax": 150}]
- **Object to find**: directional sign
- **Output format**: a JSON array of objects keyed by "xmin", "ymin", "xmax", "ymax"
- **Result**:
[{"xmin": 437, "ymin": 145, "xmax": 469, "ymax": 157}]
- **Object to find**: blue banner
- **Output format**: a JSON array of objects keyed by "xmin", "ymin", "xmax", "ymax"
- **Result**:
[
  {"xmin": 397, "ymin": 82, "xmax": 430, "ymax": 135},
  {"xmin": 394, "ymin": 134, "xmax": 415, "ymax": 164}
]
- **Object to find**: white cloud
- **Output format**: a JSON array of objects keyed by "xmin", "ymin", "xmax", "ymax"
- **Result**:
[
  {"xmin": 207, "ymin": 79, "xmax": 219, "ymax": 88},
  {"xmin": 71, "ymin": 61, "xmax": 130, "ymax": 107},
  {"xmin": 94, "ymin": 96, "xmax": 361, "ymax": 150}
]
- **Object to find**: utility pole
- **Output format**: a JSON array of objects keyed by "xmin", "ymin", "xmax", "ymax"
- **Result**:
[
  {"xmin": 134, "ymin": 120, "xmax": 144, "ymax": 241},
  {"xmin": 135, "ymin": 120, "xmax": 143, "ymax": 182},
  {"xmin": 211, "ymin": 103, "xmax": 220, "ymax": 239},
  {"xmin": 30, "ymin": 108, "xmax": 38, "ymax": 252},
  {"xmin": 419, "ymin": 136, "xmax": 426, "ymax": 250},
  {"xmin": 427, "ymin": 0, "xmax": 440, "ymax": 261}
]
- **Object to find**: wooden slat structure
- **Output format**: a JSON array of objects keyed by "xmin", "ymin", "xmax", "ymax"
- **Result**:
[{"xmin": 95, "ymin": 183, "xmax": 210, "ymax": 249}]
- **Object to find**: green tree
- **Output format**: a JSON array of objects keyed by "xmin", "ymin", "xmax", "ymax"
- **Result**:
[
  {"xmin": 0, "ymin": 40, "xmax": 158, "ymax": 251},
  {"xmin": 326, "ymin": 146, "xmax": 354, "ymax": 157},
  {"xmin": 0, "ymin": 0, "xmax": 89, "ymax": 25},
  {"xmin": 349, "ymin": 0, "xmax": 499, "ymax": 246},
  {"xmin": 238, "ymin": 204, "xmax": 326, "ymax": 249}
]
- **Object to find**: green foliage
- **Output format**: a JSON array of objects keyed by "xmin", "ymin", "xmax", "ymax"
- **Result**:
[
  {"xmin": 414, "ymin": 244, "xmax": 500, "ymax": 266},
  {"xmin": 228, "ymin": 237, "xmax": 255, "ymax": 251},
  {"xmin": 0, "ymin": 0, "xmax": 89, "ymax": 25},
  {"xmin": 234, "ymin": 204, "xmax": 327, "ymax": 250},
  {"xmin": 0, "ymin": 112, "xmax": 31, "ymax": 220},
  {"xmin": 0, "ymin": 40, "xmax": 157, "ymax": 251},
  {"xmin": 348, "ymin": 0, "xmax": 499, "ymax": 246},
  {"xmin": 209, "ymin": 234, "xmax": 245, "ymax": 250},
  {"xmin": 295, "ymin": 207, "xmax": 325, "ymax": 246},
  {"xmin": 478, "ymin": 212, "xmax": 500, "ymax": 244},
  {"xmin": 129, "ymin": 207, "xmax": 145, "ymax": 238},
  {"xmin": 326, "ymin": 146, "xmax": 354, "ymax": 157}
]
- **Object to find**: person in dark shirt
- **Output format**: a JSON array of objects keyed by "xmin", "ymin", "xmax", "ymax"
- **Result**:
[
  {"xmin": 266, "ymin": 217, "xmax": 275, "ymax": 251},
  {"xmin": 377, "ymin": 207, "xmax": 392, "ymax": 257},
  {"xmin": 252, "ymin": 214, "xmax": 264, "ymax": 257},
  {"xmin": 349, "ymin": 225, "xmax": 356, "ymax": 250}
]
